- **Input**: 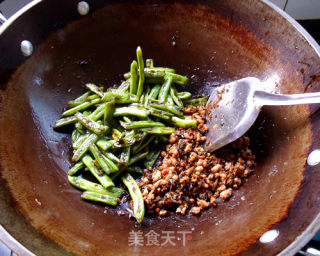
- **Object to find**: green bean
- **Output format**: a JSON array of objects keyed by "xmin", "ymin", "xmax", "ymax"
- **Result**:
[
  {"xmin": 87, "ymin": 94, "xmax": 100, "ymax": 101},
  {"xmin": 96, "ymin": 139, "xmax": 113, "ymax": 151},
  {"xmin": 167, "ymin": 72, "xmax": 189, "ymax": 85},
  {"xmin": 144, "ymin": 148, "xmax": 161, "ymax": 168},
  {"xmin": 131, "ymin": 133, "xmax": 148, "ymax": 154},
  {"xmin": 62, "ymin": 98, "xmax": 100, "ymax": 117},
  {"xmin": 67, "ymin": 91, "xmax": 90, "ymax": 108},
  {"xmin": 82, "ymin": 155, "xmax": 114, "ymax": 188},
  {"xmin": 139, "ymin": 94, "xmax": 145, "ymax": 104},
  {"xmin": 81, "ymin": 191, "xmax": 118, "ymax": 206},
  {"xmin": 89, "ymin": 144, "xmax": 112, "ymax": 174},
  {"xmin": 117, "ymin": 80, "xmax": 130, "ymax": 92},
  {"xmin": 113, "ymin": 106, "xmax": 149, "ymax": 118},
  {"xmin": 86, "ymin": 83, "xmax": 104, "ymax": 97},
  {"xmin": 130, "ymin": 60, "xmax": 138, "ymax": 95},
  {"xmin": 136, "ymin": 46, "xmax": 145, "ymax": 98},
  {"xmin": 104, "ymin": 152, "xmax": 120, "ymax": 163},
  {"xmin": 68, "ymin": 162, "xmax": 85, "ymax": 175},
  {"xmin": 120, "ymin": 146, "xmax": 130, "ymax": 167},
  {"xmin": 112, "ymin": 128, "xmax": 123, "ymax": 141},
  {"xmin": 171, "ymin": 116, "xmax": 197, "ymax": 128},
  {"xmin": 72, "ymin": 133, "xmax": 99, "ymax": 162},
  {"xmin": 183, "ymin": 96, "xmax": 208, "ymax": 106},
  {"xmin": 54, "ymin": 116, "xmax": 77, "ymax": 128},
  {"xmin": 135, "ymin": 135, "xmax": 155, "ymax": 154},
  {"xmin": 68, "ymin": 176, "xmax": 123, "ymax": 197},
  {"xmin": 177, "ymin": 91, "xmax": 192, "ymax": 100},
  {"xmin": 121, "ymin": 173, "xmax": 145, "ymax": 223},
  {"xmin": 104, "ymin": 101, "xmax": 115, "ymax": 126},
  {"xmin": 149, "ymin": 100, "xmax": 183, "ymax": 117},
  {"xmin": 73, "ymin": 133, "xmax": 90, "ymax": 149},
  {"xmin": 125, "ymin": 166, "xmax": 143, "ymax": 175},
  {"xmin": 149, "ymin": 110, "xmax": 171, "ymax": 120},
  {"xmin": 170, "ymin": 87, "xmax": 183, "ymax": 108},
  {"xmin": 125, "ymin": 68, "xmax": 176, "ymax": 79},
  {"xmin": 141, "ymin": 127, "xmax": 176, "ymax": 134},
  {"xmin": 107, "ymin": 187, "xmax": 125, "ymax": 197},
  {"xmin": 145, "ymin": 59, "xmax": 154, "ymax": 68},
  {"xmin": 148, "ymin": 84, "xmax": 161, "ymax": 100},
  {"xmin": 75, "ymin": 112, "xmax": 108, "ymax": 136},
  {"xmin": 71, "ymin": 129, "xmax": 80, "ymax": 144},
  {"xmin": 102, "ymin": 92, "xmax": 139, "ymax": 103},
  {"xmin": 167, "ymin": 95, "xmax": 174, "ymax": 105},
  {"xmin": 102, "ymin": 155, "xmax": 119, "ymax": 173},
  {"xmin": 121, "ymin": 120, "xmax": 165, "ymax": 129},
  {"xmin": 159, "ymin": 75, "xmax": 173, "ymax": 103},
  {"xmin": 128, "ymin": 150, "xmax": 148, "ymax": 166}
]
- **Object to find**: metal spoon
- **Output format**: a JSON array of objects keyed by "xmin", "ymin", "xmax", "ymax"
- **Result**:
[{"xmin": 205, "ymin": 77, "xmax": 320, "ymax": 152}]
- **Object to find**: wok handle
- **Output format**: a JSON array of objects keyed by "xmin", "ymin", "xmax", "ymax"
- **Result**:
[{"xmin": 253, "ymin": 90, "xmax": 320, "ymax": 106}]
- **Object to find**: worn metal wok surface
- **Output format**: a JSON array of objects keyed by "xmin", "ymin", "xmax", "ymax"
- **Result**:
[{"xmin": 0, "ymin": 0, "xmax": 320, "ymax": 255}]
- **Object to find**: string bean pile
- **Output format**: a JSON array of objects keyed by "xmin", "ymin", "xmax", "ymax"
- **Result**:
[{"xmin": 54, "ymin": 46, "xmax": 208, "ymax": 223}]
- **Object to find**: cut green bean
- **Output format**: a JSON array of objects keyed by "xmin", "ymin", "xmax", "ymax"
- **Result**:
[
  {"xmin": 114, "ymin": 106, "xmax": 149, "ymax": 118},
  {"xmin": 71, "ymin": 129, "xmax": 80, "ymax": 144},
  {"xmin": 62, "ymin": 98, "xmax": 100, "ymax": 117},
  {"xmin": 183, "ymin": 96, "xmax": 208, "ymax": 106},
  {"xmin": 149, "ymin": 100, "xmax": 183, "ymax": 117},
  {"xmin": 102, "ymin": 155, "xmax": 119, "ymax": 173},
  {"xmin": 125, "ymin": 166, "xmax": 143, "ymax": 175},
  {"xmin": 170, "ymin": 87, "xmax": 183, "ymax": 108},
  {"xmin": 171, "ymin": 116, "xmax": 197, "ymax": 128},
  {"xmin": 130, "ymin": 60, "xmax": 138, "ymax": 95},
  {"xmin": 167, "ymin": 72, "xmax": 189, "ymax": 85},
  {"xmin": 145, "ymin": 59, "xmax": 153, "ymax": 68},
  {"xmin": 121, "ymin": 120, "xmax": 165, "ymax": 129},
  {"xmin": 89, "ymin": 144, "xmax": 112, "ymax": 174},
  {"xmin": 120, "ymin": 146, "xmax": 131, "ymax": 167},
  {"xmin": 96, "ymin": 139, "xmax": 113, "ymax": 151},
  {"xmin": 104, "ymin": 101, "xmax": 115, "ymax": 126},
  {"xmin": 81, "ymin": 191, "xmax": 118, "ymax": 206},
  {"xmin": 68, "ymin": 176, "xmax": 123, "ymax": 197},
  {"xmin": 136, "ymin": 46, "xmax": 145, "ymax": 98},
  {"xmin": 148, "ymin": 84, "xmax": 161, "ymax": 100},
  {"xmin": 68, "ymin": 91, "xmax": 90, "ymax": 108},
  {"xmin": 159, "ymin": 75, "xmax": 173, "ymax": 103},
  {"xmin": 102, "ymin": 92, "xmax": 139, "ymax": 103},
  {"xmin": 144, "ymin": 148, "xmax": 161, "ymax": 168},
  {"xmin": 167, "ymin": 95, "xmax": 174, "ymax": 105},
  {"xmin": 141, "ymin": 127, "xmax": 176, "ymax": 134},
  {"xmin": 75, "ymin": 112, "xmax": 108, "ymax": 136},
  {"xmin": 121, "ymin": 173, "xmax": 145, "ymax": 223},
  {"xmin": 82, "ymin": 155, "xmax": 114, "ymax": 188},
  {"xmin": 86, "ymin": 83, "xmax": 104, "ymax": 97},
  {"xmin": 68, "ymin": 162, "xmax": 85, "ymax": 175},
  {"xmin": 54, "ymin": 116, "xmax": 77, "ymax": 129},
  {"xmin": 72, "ymin": 133, "xmax": 98, "ymax": 162},
  {"xmin": 177, "ymin": 91, "xmax": 192, "ymax": 100},
  {"xmin": 128, "ymin": 150, "xmax": 149, "ymax": 166},
  {"xmin": 135, "ymin": 135, "xmax": 155, "ymax": 154},
  {"xmin": 104, "ymin": 152, "xmax": 120, "ymax": 163},
  {"xmin": 117, "ymin": 80, "xmax": 130, "ymax": 92},
  {"xmin": 73, "ymin": 133, "xmax": 90, "ymax": 149}
]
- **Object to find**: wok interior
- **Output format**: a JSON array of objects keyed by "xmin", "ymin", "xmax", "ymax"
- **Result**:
[{"xmin": 0, "ymin": 1, "xmax": 318, "ymax": 256}]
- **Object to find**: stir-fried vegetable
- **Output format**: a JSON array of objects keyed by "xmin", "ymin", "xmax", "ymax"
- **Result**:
[{"xmin": 54, "ymin": 46, "xmax": 206, "ymax": 223}]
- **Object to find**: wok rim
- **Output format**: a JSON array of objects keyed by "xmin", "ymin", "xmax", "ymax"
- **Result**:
[{"xmin": 0, "ymin": 0, "xmax": 319, "ymax": 255}]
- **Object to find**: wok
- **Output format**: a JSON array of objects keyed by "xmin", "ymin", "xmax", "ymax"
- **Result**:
[{"xmin": 0, "ymin": 0, "xmax": 320, "ymax": 255}]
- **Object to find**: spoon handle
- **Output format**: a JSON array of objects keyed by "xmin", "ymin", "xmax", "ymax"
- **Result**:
[{"xmin": 253, "ymin": 90, "xmax": 320, "ymax": 106}]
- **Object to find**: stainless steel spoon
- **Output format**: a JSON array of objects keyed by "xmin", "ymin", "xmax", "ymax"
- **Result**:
[{"xmin": 205, "ymin": 77, "xmax": 320, "ymax": 152}]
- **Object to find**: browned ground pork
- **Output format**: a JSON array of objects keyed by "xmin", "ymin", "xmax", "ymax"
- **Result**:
[{"xmin": 139, "ymin": 105, "xmax": 255, "ymax": 216}]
